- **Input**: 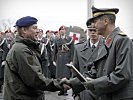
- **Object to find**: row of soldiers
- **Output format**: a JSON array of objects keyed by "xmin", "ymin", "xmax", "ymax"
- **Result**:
[
  {"xmin": 0, "ymin": 31, "xmax": 14, "ymax": 92},
  {"xmin": 36, "ymin": 26, "xmax": 75, "ymax": 96},
  {"xmin": 1, "ymin": 6, "xmax": 133, "ymax": 100}
]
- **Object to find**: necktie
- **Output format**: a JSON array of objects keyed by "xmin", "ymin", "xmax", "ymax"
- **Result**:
[{"xmin": 92, "ymin": 45, "xmax": 96, "ymax": 52}]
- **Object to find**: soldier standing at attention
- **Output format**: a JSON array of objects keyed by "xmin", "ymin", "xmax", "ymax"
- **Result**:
[
  {"xmin": 72, "ymin": 19, "xmax": 104, "ymax": 100},
  {"xmin": 53, "ymin": 25, "xmax": 74, "ymax": 95},
  {"xmin": 45, "ymin": 30, "xmax": 56, "ymax": 79}
]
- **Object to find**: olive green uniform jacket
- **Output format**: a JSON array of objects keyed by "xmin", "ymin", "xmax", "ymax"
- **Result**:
[{"xmin": 3, "ymin": 35, "xmax": 62, "ymax": 100}]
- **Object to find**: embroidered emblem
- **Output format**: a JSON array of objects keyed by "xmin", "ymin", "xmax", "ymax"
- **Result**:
[
  {"xmin": 27, "ymin": 57, "xmax": 33, "ymax": 65},
  {"xmin": 106, "ymin": 37, "xmax": 112, "ymax": 46}
]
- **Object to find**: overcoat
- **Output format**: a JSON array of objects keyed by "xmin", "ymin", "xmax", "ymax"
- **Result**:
[
  {"xmin": 87, "ymin": 27, "xmax": 133, "ymax": 100},
  {"xmin": 73, "ymin": 38, "xmax": 103, "ymax": 100},
  {"xmin": 53, "ymin": 35, "xmax": 74, "ymax": 78}
]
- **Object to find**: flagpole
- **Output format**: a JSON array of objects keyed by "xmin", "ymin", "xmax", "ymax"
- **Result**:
[{"xmin": 87, "ymin": 0, "xmax": 94, "ymax": 19}]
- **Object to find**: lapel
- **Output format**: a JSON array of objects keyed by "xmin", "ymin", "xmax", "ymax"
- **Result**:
[
  {"xmin": 95, "ymin": 27, "xmax": 121, "ymax": 62},
  {"xmin": 94, "ymin": 37, "xmax": 108, "ymax": 62},
  {"xmin": 87, "ymin": 38, "xmax": 103, "ymax": 61},
  {"xmin": 80, "ymin": 40, "xmax": 92, "ymax": 61},
  {"xmin": 95, "ymin": 44, "xmax": 108, "ymax": 62}
]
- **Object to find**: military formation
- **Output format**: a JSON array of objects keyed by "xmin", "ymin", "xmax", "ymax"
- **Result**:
[{"xmin": 0, "ymin": 6, "xmax": 133, "ymax": 100}]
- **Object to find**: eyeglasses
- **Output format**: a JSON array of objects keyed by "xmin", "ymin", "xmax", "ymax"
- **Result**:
[{"xmin": 88, "ymin": 29, "xmax": 97, "ymax": 32}]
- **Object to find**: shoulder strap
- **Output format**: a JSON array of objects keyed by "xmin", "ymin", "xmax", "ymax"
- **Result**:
[{"xmin": 0, "ymin": 38, "xmax": 6, "ymax": 46}]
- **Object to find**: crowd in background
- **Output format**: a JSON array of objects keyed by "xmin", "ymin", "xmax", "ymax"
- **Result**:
[{"xmin": 1, "ymin": 6, "xmax": 133, "ymax": 100}]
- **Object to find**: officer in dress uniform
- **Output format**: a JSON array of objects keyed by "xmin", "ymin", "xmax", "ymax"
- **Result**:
[{"xmin": 62, "ymin": 6, "xmax": 133, "ymax": 100}]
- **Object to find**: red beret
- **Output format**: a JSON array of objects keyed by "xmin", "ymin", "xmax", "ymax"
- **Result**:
[
  {"xmin": 5, "ymin": 30, "xmax": 12, "ymax": 33},
  {"xmin": 54, "ymin": 31, "xmax": 59, "ymax": 35},
  {"xmin": 45, "ymin": 30, "xmax": 51, "ymax": 34},
  {"xmin": 59, "ymin": 25, "xmax": 65, "ymax": 31}
]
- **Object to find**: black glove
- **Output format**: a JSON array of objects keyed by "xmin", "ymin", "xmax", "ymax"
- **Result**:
[{"xmin": 82, "ymin": 80, "xmax": 94, "ymax": 90}]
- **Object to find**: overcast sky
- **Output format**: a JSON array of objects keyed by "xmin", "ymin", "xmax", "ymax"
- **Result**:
[
  {"xmin": 0, "ymin": 0, "xmax": 133, "ymax": 38},
  {"xmin": 0, "ymin": 0, "xmax": 87, "ymax": 31}
]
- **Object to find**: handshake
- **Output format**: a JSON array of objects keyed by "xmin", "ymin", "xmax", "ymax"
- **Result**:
[
  {"xmin": 59, "ymin": 77, "xmax": 94, "ymax": 94},
  {"xmin": 59, "ymin": 78, "xmax": 72, "ymax": 91},
  {"xmin": 58, "ymin": 64, "xmax": 95, "ymax": 94}
]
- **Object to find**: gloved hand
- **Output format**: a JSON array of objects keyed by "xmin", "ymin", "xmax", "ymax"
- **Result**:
[{"xmin": 82, "ymin": 78, "xmax": 94, "ymax": 90}]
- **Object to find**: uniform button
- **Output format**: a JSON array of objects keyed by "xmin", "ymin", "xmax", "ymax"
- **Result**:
[{"xmin": 84, "ymin": 66, "xmax": 86, "ymax": 68}]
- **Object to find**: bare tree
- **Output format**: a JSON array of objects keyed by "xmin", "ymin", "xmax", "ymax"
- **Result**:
[{"xmin": 0, "ymin": 18, "xmax": 15, "ymax": 32}]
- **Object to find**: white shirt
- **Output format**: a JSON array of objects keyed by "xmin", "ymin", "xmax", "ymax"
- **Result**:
[{"xmin": 90, "ymin": 40, "xmax": 99, "ymax": 48}]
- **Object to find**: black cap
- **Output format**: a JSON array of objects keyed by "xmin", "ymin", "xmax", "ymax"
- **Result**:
[
  {"xmin": 92, "ymin": 6, "xmax": 119, "ymax": 18},
  {"xmin": 86, "ymin": 6, "xmax": 119, "ymax": 27},
  {"xmin": 14, "ymin": 16, "xmax": 38, "ymax": 27},
  {"xmin": 86, "ymin": 17, "xmax": 95, "ymax": 28}
]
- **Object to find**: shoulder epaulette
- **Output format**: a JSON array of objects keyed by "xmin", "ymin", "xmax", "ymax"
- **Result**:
[
  {"xmin": 119, "ymin": 32, "xmax": 126, "ymax": 36},
  {"xmin": 75, "ymin": 41, "xmax": 85, "ymax": 45}
]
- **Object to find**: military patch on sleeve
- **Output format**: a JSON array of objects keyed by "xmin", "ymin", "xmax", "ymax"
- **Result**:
[{"xmin": 27, "ymin": 56, "xmax": 33, "ymax": 65}]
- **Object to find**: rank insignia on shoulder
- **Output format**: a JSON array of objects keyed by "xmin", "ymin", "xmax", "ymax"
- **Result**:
[
  {"xmin": 106, "ymin": 37, "xmax": 112, "ymax": 46},
  {"xmin": 75, "ymin": 41, "xmax": 84, "ymax": 45}
]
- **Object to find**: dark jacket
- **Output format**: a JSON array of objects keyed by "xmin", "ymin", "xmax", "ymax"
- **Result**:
[
  {"xmin": 86, "ymin": 27, "xmax": 133, "ymax": 100},
  {"xmin": 4, "ymin": 35, "xmax": 62, "ymax": 100}
]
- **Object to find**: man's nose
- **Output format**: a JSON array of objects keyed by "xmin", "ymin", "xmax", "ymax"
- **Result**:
[{"xmin": 36, "ymin": 29, "xmax": 40, "ymax": 33}]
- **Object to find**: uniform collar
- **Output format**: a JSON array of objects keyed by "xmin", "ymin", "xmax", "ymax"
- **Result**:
[
  {"xmin": 105, "ymin": 27, "xmax": 120, "ymax": 48},
  {"xmin": 90, "ymin": 40, "xmax": 99, "ymax": 47},
  {"xmin": 15, "ymin": 35, "xmax": 40, "ymax": 48}
]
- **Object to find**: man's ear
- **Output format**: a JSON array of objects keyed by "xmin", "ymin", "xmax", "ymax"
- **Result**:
[
  {"xmin": 21, "ymin": 27, "xmax": 27, "ymax": 34},
  {"xmin": 104, "ymin": 17, "xmax": 109, "ymax": 25}
]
